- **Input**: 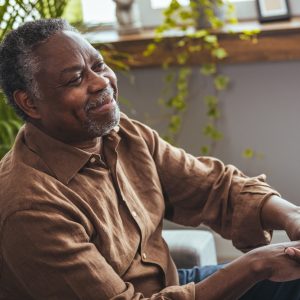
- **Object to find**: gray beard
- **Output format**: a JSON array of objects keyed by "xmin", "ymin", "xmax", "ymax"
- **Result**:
[{"xmin": 84, "ymin": 104, "xmax": 121, "ymax": 137}]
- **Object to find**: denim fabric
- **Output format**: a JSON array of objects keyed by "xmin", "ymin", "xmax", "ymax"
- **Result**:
[
  {"xmin": 178, "ymin": 264, "xmax": 227, "ymax": 285},
  {"xmin": 178, "ymin": 265, "xmax": 300, "ymax": 300}
]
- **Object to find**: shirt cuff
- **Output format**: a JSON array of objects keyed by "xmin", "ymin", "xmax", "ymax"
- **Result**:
[
  {"xmin": 154, "ymin": 282, "xmax": 195, "ymax": 300},
  {"xmin": 231, "ymin": 174, "xmax": 280, "ymax": 252}
]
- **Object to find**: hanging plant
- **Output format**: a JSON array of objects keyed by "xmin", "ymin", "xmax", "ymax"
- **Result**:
[{"xmin": 144, "ymin": 0, "xmax": 259, "ymax": 155}]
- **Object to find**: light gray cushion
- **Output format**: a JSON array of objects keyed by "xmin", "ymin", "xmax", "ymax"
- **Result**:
[{"xmin": 162, "ymin": 230, "xmax": 217, "ymax": 268}]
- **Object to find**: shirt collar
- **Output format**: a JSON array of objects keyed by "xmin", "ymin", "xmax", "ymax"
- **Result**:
[{"xmin": 24, "ymin": 122, "xmax": 120, "ymax": 185}]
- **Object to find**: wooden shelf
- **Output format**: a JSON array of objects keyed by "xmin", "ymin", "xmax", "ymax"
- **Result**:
[{"xmin": 83, "ymin": 18, "xmax": 300, "ymax": 68}]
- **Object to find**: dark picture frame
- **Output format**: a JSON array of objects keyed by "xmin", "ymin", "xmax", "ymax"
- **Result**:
[{"xmin": 256, "ymin": 0, "xmax": 291, "ymax": 23}]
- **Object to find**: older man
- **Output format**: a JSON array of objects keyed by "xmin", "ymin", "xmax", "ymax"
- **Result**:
[{"xmin": 1, "ymin": 18, "xmax": 300, "ymax": 300}]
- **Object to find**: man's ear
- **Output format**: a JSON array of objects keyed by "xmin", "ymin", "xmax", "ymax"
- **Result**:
[{"xmin": 13, "ymin": 90, "xmax": 41, "ymax": 120}]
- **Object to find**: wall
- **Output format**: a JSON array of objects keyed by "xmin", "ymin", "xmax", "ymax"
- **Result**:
[{"xmin": 116, "ymin": 60, "xmax": 300, "ymax": 260}]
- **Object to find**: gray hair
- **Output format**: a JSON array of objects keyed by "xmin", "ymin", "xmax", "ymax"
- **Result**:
[{"xmin": 0, "ymin": 18, "xmax": 77, "ymax": 120}]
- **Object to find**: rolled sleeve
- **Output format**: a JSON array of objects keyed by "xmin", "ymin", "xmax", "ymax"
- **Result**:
[{"xmin": 231, "ymin": 175, "xmax": 280, "ymax": 252}]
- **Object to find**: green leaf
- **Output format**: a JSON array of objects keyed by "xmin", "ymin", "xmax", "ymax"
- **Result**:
[
  {"xmin": 62, "ymin": 0, "xmax": 83, "ymax": 24},
  {"xmin": 165, "ymin": 73, "xmax": 175, "ymax": 83},
  {"xmin": 165, "ymin": 17, "xmax": 176, "ymax": 27},
  {"xmin": 202, "ymin": 124, "xmax": 223, "ymax": 140},
  {"xmin": 203, "ymin": 124, "xmax": 214, "ymax": 136},
  {"xmin": 169, "ymin": 115, "xmax": 182, "ymax": 132},
  {"xmin": 187, "ymin": 29, "xmax": 208, "ymax": 39},
  {"xmin": 239, "ymin": 29, "xmax": 260, "ymax": 44},
  {"xmin": 0, "ymin": 120, "xmax": 14, "ymax": 144},
  {"xmin": 188, "ymin": 45, "xmax": 202, "ymax": 53},
  {"xmin": 204, "ymin": 95, "xmax": 220, "ymax": 119},
  {"xmin": 242, "ymin": 29, "xmax": 261, "ymax": 36},
  {"xmin": 162, "ymin": 58, "xmax": 173, "ymax": 69},
  {"xmin": 200, "ymin": 63, "xmax": 216, "ymax": 76},
  {"xmin": 177, "ymin": 39, "xmax": 186, "ymax": 47},
  {"xmin": 211, "ymin": 130, "xmax": 223, "ymax": 140},
  {"xmin": 212, "ymin": 47, "xmax": 228, "ymax": 59},
  {"xmin": 178, "ymin": 67, "xmax": 191, "ymax": 78},
  {"xmin": 204, "ymin": 35, "xmax": 218, "ymax": 45},
  {"xmin": 143, "ymin": 43, "xmax": 157, "ymax": 57},
  {"xmin": 207, "ymin": 107, "xmax": 220, "ymax": 118},
  {"xmin": 200, "ymin": 145, "xmax": 210, "ymax": 155},
  {"xmin": 204, "ymin": 95, "xmax": 218, "ymax": 106},
  {"xmin": 209, "ymin": 17, "xmax": 224, "ymax": 29},
  {"xmin": 214, "ymin": 75, "xmax": 230, "ymax": 90},
  {"xmin": 155, "ymin": 24, "xmax": 169, "ymax": 34},
  {"xmin": 168, "ymin": 95, "xmax": 186, "ymax": 110},
  {"xmin": 176, "ymin": 52, "xmax": 188, "ymax": 65},
  {"xmin": 242, "ymin": 148, "xmax": 254, "ymax": 159},
  {"xmin": 228, "ymin": 17, "xmax": 238, "ymax": 25},
  {"xmin": 179, "ymin": 10, "xmax": 193, "ymax": 21},
  {"xmin": 169, "ymin": 0, "xmax": 181, "ymax": 11}
]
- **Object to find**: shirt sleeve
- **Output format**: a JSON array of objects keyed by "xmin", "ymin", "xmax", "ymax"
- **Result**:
[
  {"xmin": 131, "ymin": 119, "xmax": 280, "ymax": 252},
  {"xmin": 1, "ymin": 208, "xmax": 195, "ymax": 300}
]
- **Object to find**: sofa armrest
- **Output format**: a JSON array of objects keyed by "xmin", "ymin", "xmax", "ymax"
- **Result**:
[{"xmin": 162, "ymin": 230, "xmax": 217, "ymax": 268}]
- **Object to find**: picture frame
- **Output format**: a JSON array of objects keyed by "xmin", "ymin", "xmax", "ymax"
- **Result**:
[{"xmin": 256, "ymin": 0, "xmax": 291, "ymax": 23}]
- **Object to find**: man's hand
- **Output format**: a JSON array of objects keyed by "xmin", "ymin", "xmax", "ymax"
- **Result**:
[
  {"xmin": 195, "ymin": 240, "xmax": 300, "ymax": 300},
  {"xmin": 247, "ymin": 241, "xmax": 300, "ymax": 282},
  {"xmin": 261, "ymin": 195, "xmax": 300, "ymax": 240}
]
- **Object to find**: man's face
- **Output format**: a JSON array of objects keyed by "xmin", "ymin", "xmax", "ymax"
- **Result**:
[{"xmin": 31, "ymin": 30, "xmax": 120, "ymax": 144}]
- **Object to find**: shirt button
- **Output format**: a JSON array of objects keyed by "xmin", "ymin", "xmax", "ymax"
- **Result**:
[
  {"xmin": 132, "ymin": 211, "xmax": 137, "ymax": 217},
  {"xmin": 90, "ymin": 157, "xmax": 96, "ymax": 163},
  {"xmin": 142, "ymin": 253, "xmax": 147, "ymax": 260}
]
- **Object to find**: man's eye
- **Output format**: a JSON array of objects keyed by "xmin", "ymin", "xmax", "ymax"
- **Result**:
[
  {"xmin": 93, "ymin": 62, "xmax": 105, "ymax": 72},
  {"xmin": 68, "ymin": 75, "xmax": 82, "ymax": 85}
]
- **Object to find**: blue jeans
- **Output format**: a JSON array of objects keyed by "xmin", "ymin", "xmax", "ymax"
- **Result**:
[{"xmin": 178, "ymin": 265, "xmax": 300, "ymax": 299}]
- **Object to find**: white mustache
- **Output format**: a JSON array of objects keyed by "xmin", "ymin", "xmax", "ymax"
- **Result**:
[{"xmin": 85, "ymin": 87, "xmax": 114, "ymax": 111}]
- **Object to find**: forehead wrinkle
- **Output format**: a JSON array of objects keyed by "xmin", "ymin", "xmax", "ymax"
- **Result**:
[
  {"xmin": 60, "ymin": 64, "xmax": 84, "ymax": 74},
  {"xmin": 60, "ymin": 30, "xmax": 101, "ymax": 59}
]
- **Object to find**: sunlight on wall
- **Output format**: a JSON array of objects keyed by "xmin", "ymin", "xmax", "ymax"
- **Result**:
[
  {"xmin": 150, "ymin": 0, "xmax": 189, "ymax": 9},
  {"xmin": 81, "ymin": 0, "xmax": 116, "ymax": 24}
]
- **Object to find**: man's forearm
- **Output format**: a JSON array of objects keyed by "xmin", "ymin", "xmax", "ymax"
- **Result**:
[
  {"xmin": 194, "ymin": 253, "xmax": 262, "ymax": 300},
  {"xmin": 260, "ymin": 195, "xmax": 300, "ymax": 231}
]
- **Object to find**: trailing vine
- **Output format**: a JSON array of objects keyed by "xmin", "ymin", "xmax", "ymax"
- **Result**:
[{"xmin": 144, "ymin": 0, "xmax": 259, "ymax": 156}]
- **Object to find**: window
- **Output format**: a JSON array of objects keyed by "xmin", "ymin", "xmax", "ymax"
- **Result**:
[
  {"xmin": 136, "ymin": 0, "xmax": 257, "ymax": 28},
  {"xmin": 80, "ymin": 0, "xmax": 300, "ymax": 27},
  {"xmin": 81, "ymin": 0, "xmax": 116, "ymax": 25}
]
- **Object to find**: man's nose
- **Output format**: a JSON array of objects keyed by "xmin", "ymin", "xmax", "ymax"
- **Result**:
[{"xmin": 87, "ymin": 71, "xmax": 109, "ymax": 93}]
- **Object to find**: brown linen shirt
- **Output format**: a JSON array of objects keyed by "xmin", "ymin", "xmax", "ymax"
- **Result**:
[{"xmin": 0, "ymin": 113, "xmax": 278, "ymax": 300}]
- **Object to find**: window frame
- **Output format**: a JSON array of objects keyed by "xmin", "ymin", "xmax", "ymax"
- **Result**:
[{"xmin": 136, "ymin": 0, "xmax": 300, "ymax": 28}]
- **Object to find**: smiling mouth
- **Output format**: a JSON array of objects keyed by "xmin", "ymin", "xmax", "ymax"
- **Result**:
[
  {"xmin": 87, "ymin": 98, "xmax": 116, "ymax": 114},
  {"xmin": 86, "ymin": 87, "xmax": 116, "ymax": 113}
]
